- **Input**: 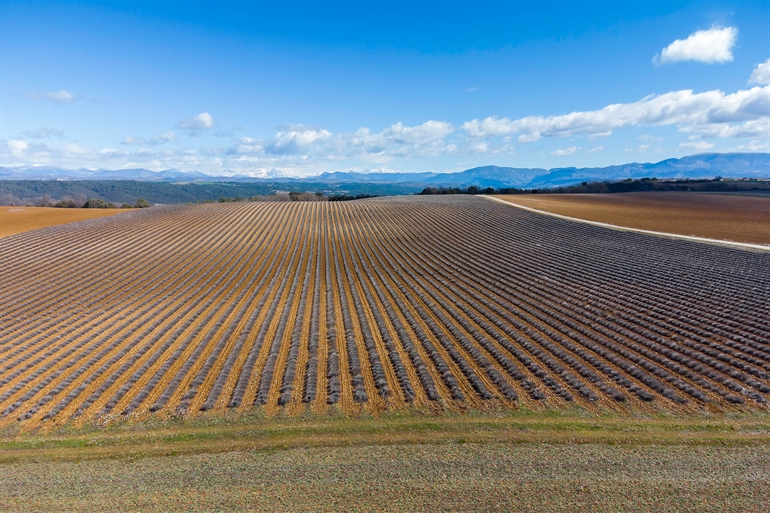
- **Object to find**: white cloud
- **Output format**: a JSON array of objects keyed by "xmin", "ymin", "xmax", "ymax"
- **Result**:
[
  {"xmin": 100, "ymin": 148, "xmax": 129, "ymax": 157},
  {"xmin": 461, "ymin": 117, "xmax": 517, "ymax": 138},
  {"xmin": 588, "ymin": 131, "xmax": 612, "ymax": 140},
  {"xmin": 729, "ymin": 139, "xmax": 770, "ymax": 152},
  {"xmin": 680, "ymin": 117, "xmax": 770, "ymax": 138},
  {"xmin": 269, "ymin": 124, "xmax": 332, "ymax": 154},
  {"xmin": 551, "ymin": 146, "xmax": 580, "ymax": 156},
  {"xmin": 461, "ymin": 85, "xmax": 769, "ymax": 141},
  {"xmin": 62, "ymin": 144, "xmax": 93, "ymax": 157},
  {"xmin": 637, "ymin": 134, "xmax": 663, "ymax": 142},
  {"xmin": 21, "ymin": 128, "xmax": 63, "ymax": 139},
  {"xmin": 149, "ymin": 131, "xmax": 176, "ymax": 145},
  {"xmin": 177, "ymin": 112, "xmax": 215, "ymax": 130},
  {"xmin": 654, "ymin": 26, "xmax": 737, "ymax": 65},
  {"xmin": 25, "ymin": 91, "xmax": 75, "ymax": 103},
  {"xmin": 678, "ymin": 140, "xmax": 715, "ymax": 152},
  {"xmin": 470, "ymin": 142, "xmax": 489, "ymax": 153},
  {"xmin": 228, "ymin": 120, "xmax": 455, "ymax": 161},
  {"xmin": 121, "ymin": 136, "xmax": 146, "ymax": 145},
  {"xmin": 122, "ymin": 131, "xmax": 176, "ymax": 146},
  {"xmin": 749, "ymin": 58, "xmax": 770, "ymax": 85},
  {"xmin": 382, "ymin": 121, "xmax": 454, "ymax": 144},
  {"xmin": 586, "ymin": 145, "xmax": 604, "ymax": 154},
  {"xmin": 229, "ymin": 136, "xmax": 264, "ymax": 155},
  {"xmin": 44, "ymin": 91, "xmax": 75, "ymax": 103},
  {"xmin": 626, "ymin": 144, "xmax": 650, "ymax": 154},
  {"xmin": 6, "ymin": 140, "xmax": 29, "ymax": 157}
]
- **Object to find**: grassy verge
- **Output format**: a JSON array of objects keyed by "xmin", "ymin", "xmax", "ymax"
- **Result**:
[{"xmin": 2, "ymin": 408, "xmax": 768, "ymax": 463}]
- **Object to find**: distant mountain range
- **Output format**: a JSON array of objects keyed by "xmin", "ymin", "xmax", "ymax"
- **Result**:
[{"xmin": 2, "ymin": 153, "xmax": 768, "ymax": 189}]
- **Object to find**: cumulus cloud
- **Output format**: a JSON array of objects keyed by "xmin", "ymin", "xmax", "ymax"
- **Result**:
[
  {"xmin": 25, "ymin": 91, "xmax": 75, "ymax": 103},
  {"xmin": 228, "ymin": 120, "xmax": 455, "ymax": 161},
  {"xmin": 21, "ymin": 128, "xmax": 63, "ymax": 139},
  {"xmin": 177, "ymin": 112, "xmax": 215, "ymax": 130},
  {"xmin": 749, "ymin": 58, "xmax": 770, "ymax": 85},
  {"xmin": 383, "ymin": 121, "xmax": 454, "ymax": 144},
  {"xmin": 461, "ymin": 85, "xmax": 769, "ymax": 141},
  {"xmin": 229, "ymin": 136, "xmax": 264, "ymax": 155},
  {"xmin": 269, "ymin": 125, "xmax": 332, "ymax": 154},
  {"xmin": 551, "ymin": 146, "xmax": 580, "ymax": 156},
  {"xmin": 6, "ymin": 140, "xmax": 29, "ymax": 157},
  {"xmin": 586, "ymin": 145, "xmax": 604, "ymax": 154},
  {"xmin": 654, "ymin": 26, "xmax": 737, "ymax": 65}
]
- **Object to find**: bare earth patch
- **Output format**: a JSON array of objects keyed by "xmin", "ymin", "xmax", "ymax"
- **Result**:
[
  {"xmin": 492, "ymin": 192, "xmax": 770, "ymax": 245},
  {"xmin": 0, "ymin": 206, "xmax": 134, "ymax": 238}
]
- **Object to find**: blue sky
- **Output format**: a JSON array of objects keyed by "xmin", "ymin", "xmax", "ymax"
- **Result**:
[{"xmin": 1, "ymin": 0, "xmax": 768, "ymax": 177}]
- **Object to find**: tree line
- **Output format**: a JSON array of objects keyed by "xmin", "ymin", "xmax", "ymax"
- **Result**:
[
  {"xmin": 420, "ymin": 177, "xmax": 770, "ymax": 196},
  {"xmin": 49, "ymin": 197, "xmax": 151, "ymax": 209}
]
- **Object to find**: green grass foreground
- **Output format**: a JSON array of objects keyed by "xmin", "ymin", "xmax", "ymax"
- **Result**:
[
  {"xmin": 1, "ymin": 409, "xmax": 769, "ymax": 512},
  {"xmin": 1, "ymin": 408, "xmax": 768, "ymax": 462}
]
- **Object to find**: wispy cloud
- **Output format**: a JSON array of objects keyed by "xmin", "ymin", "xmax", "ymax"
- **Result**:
[
  {"xmin": 24, "ymin": 90, "xmax": 76, "ymax": 103},
  {"xmin": 678, "ymin": 140, "xmax": 714, "ymax": 152},
  {"xmin": 121, "ymin": 136, "xmax": 146, "ymax": 146},
  {"xmin": 122, "ymin": 131, "xmax": 176, "ymax": 146},
  {"xmin": 654, "ymin": 26, "xmax": 737, "ymax": 65},
  {"xmin": 21, "ymin": 128, "xmax": 64, "ymax": 139},
  {"xmin": 626, "ymin": 144, "xmax": 650, "ymax": 154},
  {"xmin": 551, "ymin": 146, "xmax": 580, "ymax": 156},
  {"xmin": 151, "ymin": 131, "xmax": 176, "ymax": 144}
]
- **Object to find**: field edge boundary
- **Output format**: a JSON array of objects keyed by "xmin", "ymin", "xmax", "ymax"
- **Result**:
[
  {"xmin": 481, "ymin": 195, "xmax": 770, "ymax": 252},
  {"xmin": 2, "ymin": 410, "xmax": 769, "ymax": 463}
]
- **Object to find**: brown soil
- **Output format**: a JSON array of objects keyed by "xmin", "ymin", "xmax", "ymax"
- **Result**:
[
  {"xmin": 0, "ymin": 207, "xmax": 134, "ymax": 238},
  {"xmin": 0, "ymin": 198, "xmax": 767, "ymax": 431},
  {"xmin": 492, "ymin": 192, "xmax": 770, "ymax": 245}
]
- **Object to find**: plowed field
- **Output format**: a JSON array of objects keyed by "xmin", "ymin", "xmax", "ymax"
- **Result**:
[
  {"xmin": 491, "ymin": 192, "xmax": 770, "ymax": 245},
  {"xmin": 0, "ymin": 206, "xmax": 133, "ymax": 239},
  {"xmin": 1, "ymin": 196, "xmax": 768, "ymax": 429}
]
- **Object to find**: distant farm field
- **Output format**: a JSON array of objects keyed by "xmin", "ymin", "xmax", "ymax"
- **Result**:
[
  {"xmin": 0, "ymin": 206, "xmax": 133, "ymax": 239},
  {"xmin": 491, "ymin": 192, "xmax": 770, "ymax": 245},
  {"xmin": 0, "ymin": 196, "xmax": 768, "ymax": 430}
]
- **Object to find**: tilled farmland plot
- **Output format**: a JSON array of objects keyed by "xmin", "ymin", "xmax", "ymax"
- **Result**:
[{"xmin": 0, "ymin": 196, "xmax": 768, "ymax": 428}]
